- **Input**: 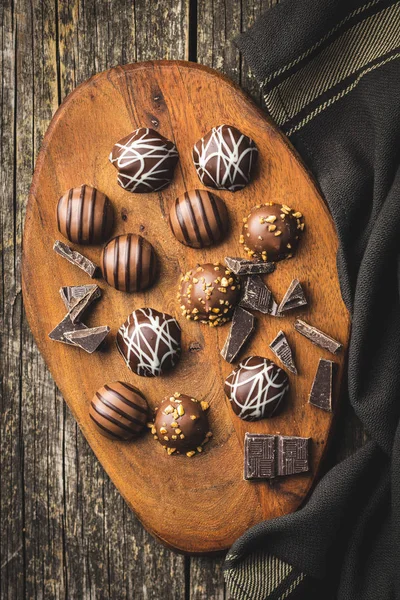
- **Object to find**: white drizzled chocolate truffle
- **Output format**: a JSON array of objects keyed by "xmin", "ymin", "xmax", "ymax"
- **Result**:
[
  {"xmin": 101, "ymin": 234, "xmax": 157, "ymax": 292},
  {"xmin": 116, "ymin": 308, "xmax": 181, "ymax": 377},
  {"xmin": 178, "ymin": 263, "xmax": 241, "ymax": 327},
  {"xmin": 224, "ymin": 356, "xmax": 289, "ymax": 421},
  {"xmin": 192, "ymin": 125, "xmax": 258, "ymax": 192}
]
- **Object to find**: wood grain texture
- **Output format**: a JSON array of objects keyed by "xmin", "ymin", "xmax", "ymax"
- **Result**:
[{"xmin": 0, "ymin": 1, "xmax": 365, "ymax": 598}]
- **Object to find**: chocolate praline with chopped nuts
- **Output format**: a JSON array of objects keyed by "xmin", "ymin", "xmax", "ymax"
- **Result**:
[
  {"xmin": 241, "ymin": 202, "xmax": 305, "ymax": 262},
  {"xmin": 178, "ymin": 263, "xmax": 241, "ymax": 326},
  {"xmin": 152, "ymin": 393, "xmax": 211, "ymax": 456}
]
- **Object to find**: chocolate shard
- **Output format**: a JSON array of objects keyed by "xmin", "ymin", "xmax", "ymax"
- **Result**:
[
  {"xmin": 48, "ymin": 315, "xmax": 88, "ymax": 345},
  {"xmin": 221, "ymin": 307, "xmax": 255, "ymax": 363},
  {"xmin": 224, "ymin": 257, "xmax": 275, "ymax": 276},
  {"xmin": 277, "ymin": 279, "xmax": 307, "ymax": 314},
  {"xmin": 309, "ymin": 358, "xmax": 334, "ymax": 412},
  {"xmin": 277, "ymin": 436, "xmax": 310, "ymax": 476},
  {"xmin": 269, "ymin": 330, "xmax": 298, "ymax": 374},
  {"xmin": 294, "ymin": 319, "xmax": 342, "ymax": 355},
  {"xmin": 244, "ymin": 433, "xmax": 276, "ymax": 480},
  {"xmin": 60, "ymin": 284, "xmax": 100, "ymax": 311},
  {"xmin": 239, "ymin": 275, "xmax": 274, "ymax": 314},
  {"xmin": 53, "ymin": 240, "xmax": 99, "ymax": 278},
  {"xmin": 67, "ymin": 286, "xmax": 101, "ymax": 324},
  {"xmin": 64, "ymin": 326, "xmax": 110, "ymax": 353}
]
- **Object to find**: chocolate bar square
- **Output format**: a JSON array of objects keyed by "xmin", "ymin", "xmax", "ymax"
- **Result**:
[
  {"xmin": 244, "ymin": 433, "xmax": 276, "ymax": 480},
  {"xmin": 277, "ymin": 436, "xmax": 310, "ymax": 476}
]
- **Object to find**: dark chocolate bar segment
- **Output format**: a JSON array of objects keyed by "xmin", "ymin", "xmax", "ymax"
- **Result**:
[
  {"xmin": 277, "ymin": 436, "xmax": 310, "ymax": 476},
  {"xmin": 48, "ymin": 315, "xmax": 87, "ymax": 345},
  {"xmin": 309, "ymin": 358, "xmax": 334, "ymax": 412},
  {"xmin": 277, "ymin": 279, "xmax": 307, "ymax": 314},
  {"xmin": 67, "ymin": 285, "xmax": 101, "ymax": 323},
  {"xmin": 221, "ymin": 306, "xmax": 255, "ymax": 363},
  {"xmin": 64, "ymin": 326, "xmax": 110, "ymax": 353},
  {"xmin": 244, "ymin": 433, "xmax": 276, "ymax": 480},
  {"xmin": 269, "ymin": 330, "xmax": 298, "ymax": 374},
  {"xmin": 294, "ymin": 319, "xmax": 342, "ymax": 355},
  {"xmin": 53, "ymin": 240, "xmax": 99, "ymax": 278},
  {"xmin": 60, "ymin": 284, "xmax": 100, "ymax": 311},
  {"xmin": 224, "ymin": 257, "xmax": 275, "ymax": 276},
  {"xmin": 240, "ymin": 276, "xmax": 274, "ymax": 314}
]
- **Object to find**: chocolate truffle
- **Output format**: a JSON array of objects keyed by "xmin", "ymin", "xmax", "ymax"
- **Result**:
[
  {"xmin": 89, "ymin": 381, "xmax": 148, "ymax": 440},
  {"xmin": 109, "ymin": 128, "xmax": 179, "ymax": 193},
  {"xmin": 224, "ymin": 356, "xmax": 289, "ymax": 421},
  {"xmin": 178, "ymin": 263, "xmax": 241, "ymax": 326},
  {"xmin": 241, "ymin": 202, "xmax": 304, "ymax": 262},
  {"xmin": 57, "ymin": 185, "xmax": 114, "ymax": 245},
  {"xmin": 192, "ymin": 124, "xmax": 258, "ymax": 192},
  {"xmin": 101, "ymin": 234, "xmax": 157, "ymax": 292},
  {"xmin": 169, "ymin": 189, "xmax": 229, "ymax": 249},
  {"xmin": 116, "ymin": 308, "xmax": 181, "ymax": 377},
  {"xmin": 152, "ymin": 393, "xmax": 211, "ymax": 456}
]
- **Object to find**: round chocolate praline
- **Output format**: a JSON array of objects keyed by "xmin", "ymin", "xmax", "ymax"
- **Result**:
[
  {"xmin": 224, "ymin": 356, "xmax": 289, "ymax": 421},
  {"xmin": 178, "ymin": 263, "xmax": 240, "ymax": 326},
  {"xmin": 241, "ymin": 202, "xmax": 305, "ymax": 262},
  {"xmin": 89, "ymin": 381, "xmax": 148, "ymax": 440},
  {"xmin": 101, "ymin": 234, "xmax": 157, "ymax": 292},
  {"xmin": 169, "ymin": 189, "xmax": 229, "ymax": 249},
  {"xmin": 192, "ymin": 124, "xmax": 258, "ymax": 192},
  {"xmin": 116, "ymin": 308, "xmax": 181, "ymax": 377},
  {"xmin": 57, "ymin": 184, "xmax": 114, "ymax": 245},
  {"xmin": 152, "ymin": 393, "xmax": 211, "ymax": 456},
  {"xmin": 109, "ymin": 127, "xmax": 179, "ymax": 193}
]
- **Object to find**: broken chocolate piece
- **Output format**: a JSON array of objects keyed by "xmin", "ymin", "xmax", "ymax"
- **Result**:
[
  {"xmin": 48, "ymin": 315, "xmax": 87, "ymax": 345},
  {"xmin": 277, "ymin": 279, "xmax": 307, "ymax": 314},
  {"xmin": 294, "ymin": 319, "xmax": 342, "ymax": 355},
  {"xmin": 53, "ymin": 240, "xmax": 99, "ymax": 278},
  {"xmin": 64, "ymin": 326, "xmax": 110, "ymax": 353},
  {"xmin": 277, "ymin": 436, "xmax": 310, "ymax": 476},
  {"xmin": 269, "ymin": 330, "xmax": 298, "ymax": 374},
  {"xmin": 244, "ymin": 433, "xmax": 276, "ymax": 480},
  {"xmin": 67, "ymin": 286, "xmax": 101, "ymax": 323},
  {"xmin": 60, "ymin": 284, "xmax": 99, "ymax": 310},
  {"xmin": 221, "ymin": 306, "xmax": 255, "ymax": 363},
  {"xmin": 240, "ymin": 276, "xmax": 273, "ymax": 314},
  {"xmin": 224, "ymin": 257, "xmax": 275, "ymax": 276},
  {"xmin": 309, "ymin": 358, "xmax": 334, "ymax": 412}
]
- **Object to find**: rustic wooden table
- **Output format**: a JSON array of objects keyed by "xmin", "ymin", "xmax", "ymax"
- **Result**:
[{"xmin": 1, "ymin": 1, "xmax": 366, "ymax": 598}]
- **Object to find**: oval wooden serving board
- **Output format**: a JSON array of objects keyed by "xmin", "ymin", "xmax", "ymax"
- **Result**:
[{"xmin": 22, "ymin": 61, "xmax": 350, "ymax": 554}]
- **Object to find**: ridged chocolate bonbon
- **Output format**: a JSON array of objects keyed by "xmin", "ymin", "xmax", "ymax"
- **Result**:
[
  {"xmin": 169, "ymin": 189, "xmax": 228, "ymax": 248},
  {"xmin": 89, "ymin": 381, "xmax": 148, "ymax": 441},
  {"xmin": 101, "ymin": 234, "xmax": 157, "ymax": 292},
  {"xmin": 57, "ymin": 185, "xmax": 114, "ymax": 245}
]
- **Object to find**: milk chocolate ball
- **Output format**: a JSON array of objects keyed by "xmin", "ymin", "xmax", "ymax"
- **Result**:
[
  {"xmin": 101, "ymin": 234, "xmax": 157, "ymax": 292},
  {"xmin": 152, "ymin": 393, "xmax": 211, "ymax": 456},
  {"xmin": 241, "ymin": 202, "xmax": 305, "ymax": 262},
  {"xmin": 178, "ymin": 263, "xmax": 240, "ymax": 326}
]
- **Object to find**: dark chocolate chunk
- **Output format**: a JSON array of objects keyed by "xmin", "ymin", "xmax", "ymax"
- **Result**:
[
  {"xmin": 53, "ymin": 240, "xmax": 99, "ymax": 278},
  {"xmin": 294, "ymin": 319, "xmax": 342, "ymax": 355},
  {"xmin": 224, "ymin": 257, "xmax": 275, "ymax": 276},
  {"xmin": 221, "ymin": 307, "xmax": 255, "ymax": 363},
  {"xmin": 277, "ymin": 279, "xmax": 307, "ymax": 314},
  {"xmin": 48, "ymin": 315, "xmax": 87, "ymax": 345},
  {"xmin": 64, "ymin": 326, "xmax": 110, "ymax": 353},
  {"xmin": 309, "ymin": 358, "xmax": 334, "ymax": 412},
  {"xmin": 244, "ymin": 433, "xmax": 276, "ymax": 480},
  {"xmin": 60, "ymin": 284, "xmax": 100, "ymax": 310},
  {"xmin": 239, "ymin": 276, "xmax": 273, "ymax": 314},
  {"xmin": 277, "ymin": 436, "xmax": 310, "ymax": 476},
  {"xmin": 269, "ymin": 331, "xmax": 298, "ymax": 374},
  {"xmin": 67, "ymin": 285, "xmax": 101, "ymax": 323}
]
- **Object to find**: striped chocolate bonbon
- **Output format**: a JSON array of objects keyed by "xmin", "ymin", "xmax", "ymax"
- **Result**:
[
  {"xmin": 57, "ymin": 185, "xmax": 114, "ymax": 245},
  {"xmin": 169, "ymin": 189, "xmax": 228, "ymax": 249},
  {"xmin": 101, "ymin": 234, "xmax": 157, "ymax": 292},
  {"xmin": 89, "ymin": 381, "xmax": 148, "ymax": 441}
]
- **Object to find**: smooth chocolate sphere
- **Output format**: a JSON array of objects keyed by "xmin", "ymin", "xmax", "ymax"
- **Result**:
[
  {"xmin": 178, "ymin": 263, "xmax": 240, "ymax": 327},
  {"xmin": 241, "ymin": 202, "xmax": 305, "ymax": 262},
  {"xmin": 224, "ymin": 356, "xmax": 289, "ymax": 421},
  {"xmin": 192, "ymin": 124, "xmax": 258, "ymax": 192},
  {"xmin": 57, "ymin": 184, "xmax": 114, "ymax": 245},
  {"xmin": 169, "ymin": 189, "xmax": 229, "ymax": 249},
  {"xmin": 152, "ymin": 393, "xmax": 211, "ymax": 456},
  {"xmin": 109, "ymin": 127, "xmax": 179, "ymax": 193},
  {"xmin": 116, "ymin": 308, "xmax": 182, "ymax": 377},
  {"xmin": 89, "ymin": 381, "xmax": 148, "ymax": 440},
  {"xmin": 101, "ymin": 234, "xmax": 157, "ymax": 292}
]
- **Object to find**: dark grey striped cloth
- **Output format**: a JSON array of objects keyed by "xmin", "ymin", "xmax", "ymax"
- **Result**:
[{"xmin": 224, "ymin": 1, "xmax": 400, "ymax": 598}]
